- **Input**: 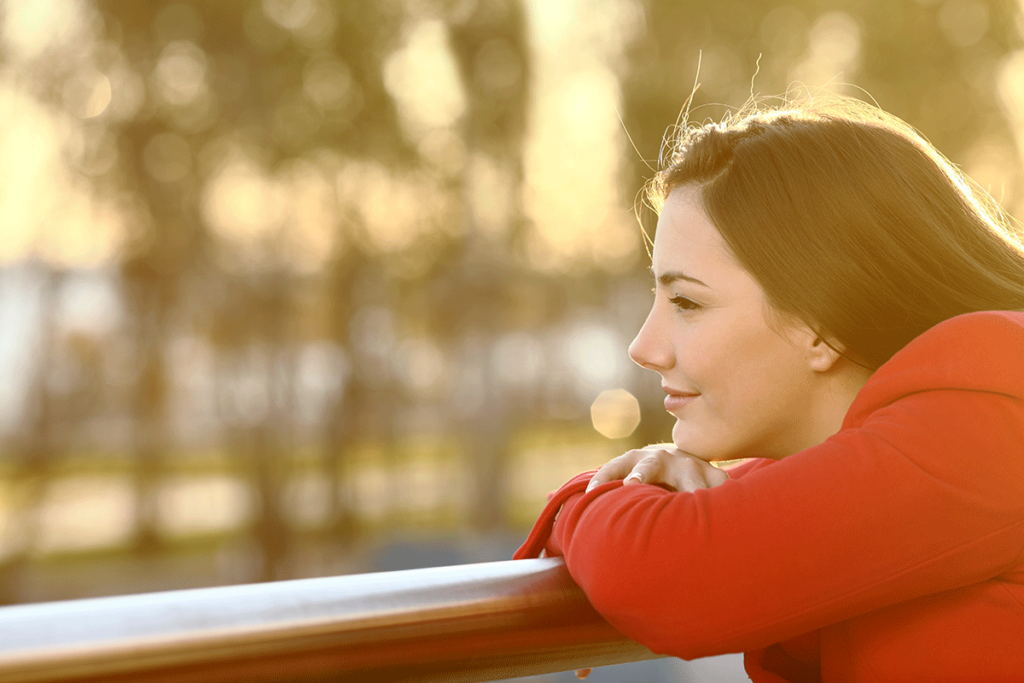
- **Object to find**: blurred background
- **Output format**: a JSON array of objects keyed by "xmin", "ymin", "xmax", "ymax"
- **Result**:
[{"xmin": 1, "ymin": 0, "xmax": 1023, "ymax": 680}]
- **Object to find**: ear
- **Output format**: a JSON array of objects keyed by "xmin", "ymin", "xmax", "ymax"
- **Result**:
[
  {"xmin": 771, "ymin": 307, "xmax": 845, "ymax": 372},
  {"xmin": 806, "ymin": 335, "xmax": 844, "ymax": 373}
]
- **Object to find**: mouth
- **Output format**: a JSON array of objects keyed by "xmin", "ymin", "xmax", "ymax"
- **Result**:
[{"xmin": 663, "ymin": 386, "xmax": 699, "ymax": 412}]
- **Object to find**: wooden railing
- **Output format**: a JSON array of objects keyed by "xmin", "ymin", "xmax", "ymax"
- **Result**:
[{"xmin": 0, "ymin": 558, "xmax": 661, "ymax": 682}]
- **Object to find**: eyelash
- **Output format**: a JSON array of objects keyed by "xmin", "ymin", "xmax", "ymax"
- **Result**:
[
  {"xmin": 653, "ymin": 288, "xmax": 702, "ymax": 312},
  {"xmin": 669, "ymin": 295, "xmax": 701, "ymax": 312}
]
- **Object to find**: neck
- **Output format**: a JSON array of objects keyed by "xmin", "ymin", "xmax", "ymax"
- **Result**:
[{"xmin": 774, "ymin": 361, "xmax": 875, "ymax": 459}]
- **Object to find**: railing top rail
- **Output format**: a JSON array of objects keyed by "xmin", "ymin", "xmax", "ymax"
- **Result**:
[{"xmin": 0, "ymin": 558, "xmax": 659, "ymax": 683}]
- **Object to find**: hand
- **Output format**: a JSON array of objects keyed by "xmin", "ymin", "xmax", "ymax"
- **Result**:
[{"xmin": 585, "ymin": 445, "xmax": 729, "ymax": 493}]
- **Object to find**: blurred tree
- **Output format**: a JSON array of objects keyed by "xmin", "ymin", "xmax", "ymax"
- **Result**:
[
  {"xmin": 87, "ymin": 0, "xmax": 414, "ymax": 577},
  {"xmin": 619, "ymin": 0, "xmax": 1022, "ymax": 200},
  {"xmin": 443, "ymin": 0, "xmax": 532, "ymax": 530},
  {"xmin": 0, "ymin": 267, "xmax": 62, "ymax": 605},
  {"xmin": 4, "ymin": 0, "xmax": 1024, "ymax": 604}
]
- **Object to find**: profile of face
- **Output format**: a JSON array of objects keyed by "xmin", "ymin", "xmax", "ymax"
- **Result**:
[{"xmin": 629, "ymin": 185, "xmax": 850, "ymax": 461}]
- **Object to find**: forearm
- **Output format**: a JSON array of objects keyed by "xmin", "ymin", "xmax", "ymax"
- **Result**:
[{"xmin": 548, "ymin": 396, "xmax": 1024, "ymax": 658}]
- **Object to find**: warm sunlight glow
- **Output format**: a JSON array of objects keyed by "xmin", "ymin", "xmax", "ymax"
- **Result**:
[
  {"xmin": 0, "ymin": 86, "xmax": 123, "ymax": 267},
  {"xmin": 2, "ymin": 0, "xmax": 86, "ymax": 60},
  {"xmin": 157, "ymin": 475, "xmax": 254, "ymax": 537},
  {"xmin": 34, "ymin": 476, "xmax": 135, "ymax": 554},
  {"xmin": 469, "ymin": 153, "xmax": 515, "ymax": 238},
  {"xmin": 997, "ymin": 50, "xmax": 1024, "ymax": 216},
  {"xmin": 564, "ymin": 320, "xmax": 628, "ymax": 396},
  {"xmin": 201, "ymin": 149, "xmax": 285, "ymax": 264},
  {"xmin": 938, "ymin": 0, "xmax": 989, "ymax": 48},
  {"xmin": 789, "ymin": 12, "xmax": 861, "ymax": 90},
  {"xmin": 590, "ymin": 388, "xmax": 641, "ymax": 439},
  {"xmin": 63, "ymin": 68, "xmax": 111, "ymax": 119},
  {"xmin": 522, "ymin": 0, "xmax": 641, "ymax": 272},
  {"xmin": 153, "ymin": 40, "xmax": 209, "ymax": 107},
  {"xmin": 281, "ymin": 158, "xmax": 342, "ymax": 272},
  {"xmin": 384, "ymin": 19, "xmax": 466, "ymax": 137},
  {"xmin": 336, "ymin": 161, "xmax": 441, "ymax": 253}
]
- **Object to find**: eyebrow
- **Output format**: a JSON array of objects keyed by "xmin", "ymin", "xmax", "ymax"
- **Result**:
[{"xmin": 650, "ymin": 267, "xmax": 710, "ymax": 288}]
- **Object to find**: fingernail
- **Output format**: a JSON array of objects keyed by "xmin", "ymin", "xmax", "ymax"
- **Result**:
[{"xmin": 624, "ymin": 473, "xmax": 642, "ymax": 485}]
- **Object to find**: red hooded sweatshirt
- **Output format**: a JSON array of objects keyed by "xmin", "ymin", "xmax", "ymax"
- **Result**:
[{"xmin": 515, "ymin": 311, "xmax": 1024, "ymax": 682}]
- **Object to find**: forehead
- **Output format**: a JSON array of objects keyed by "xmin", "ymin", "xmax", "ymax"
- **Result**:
[{"xmin": 652, "ymin": 186, "xmax": 738, "ymax": 276}]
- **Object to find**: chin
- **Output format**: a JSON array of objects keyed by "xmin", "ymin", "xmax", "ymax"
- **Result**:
[
  {"xmin": 671, "ymin": 428, "xmax": 716, "ymax": 461},
  {"xmin": 672, "ymin": 423, "xmax": 738, "ymax": 462}
]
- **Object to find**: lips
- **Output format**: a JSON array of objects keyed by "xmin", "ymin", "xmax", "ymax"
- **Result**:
[{"xmin": 663, "ymin": 386, "xmax": 699, "ymax": 412}]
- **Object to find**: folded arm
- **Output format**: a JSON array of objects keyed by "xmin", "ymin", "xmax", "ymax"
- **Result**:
[{"xmin": 540, "ymin": 389, "xmax": 1024, "ymax": 659}]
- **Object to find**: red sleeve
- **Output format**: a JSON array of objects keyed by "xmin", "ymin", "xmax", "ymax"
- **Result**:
[
  {"xmin": 513, "ymin": 471, "xmax": 594, "ymax": 560},
  {"xmin": 513, "ymin": 459, "xmax": 775, "ymax": 560},
  {"xmin": 517, "ymin": 312, "xmax": 1024, "ymax": 661}
]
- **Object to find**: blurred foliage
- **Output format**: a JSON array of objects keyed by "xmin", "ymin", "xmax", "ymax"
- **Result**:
[
  {"xmin": 0, "ymin": 0, "xmax": 1022, "ymax": 604},
  {"xmin": 618, "ymin": 0, "xmax": 1022, "ymax": 209}
]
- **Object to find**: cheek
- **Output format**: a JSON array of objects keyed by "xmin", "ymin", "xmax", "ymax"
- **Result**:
[
  {"xmin": 673, "ymin": 335, "xmax": 719, "ymax": 388},
  {"xmin": 685, "ymin": 323, "xmax": 758, "ymax": 386},
  {"xmin": 695, "ymin": 325, "xmax": 791, "ymax": 410}
]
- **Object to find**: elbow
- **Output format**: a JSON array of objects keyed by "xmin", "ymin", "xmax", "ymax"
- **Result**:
[
  {"xmin": 566, "ymin": 535, "xmax": 754, "ymax": 659},
  {"xmin": 567, "ymin": 547, "xmax": 717, "ymax": 659}
]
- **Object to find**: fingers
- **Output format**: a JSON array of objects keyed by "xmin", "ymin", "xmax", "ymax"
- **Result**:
[
  {"xmin": 575, "ymin": 669, "xmax": 592, "ymax": 679},
  {"xmin": 666, "ymin": 455, "xmax": 704, "ymax": 493},
  {"xmin": 586, "ymin": 451, "xmax": 644, "ymax": 492},
  {"xmin": 585, "ymin": 447, "xmax": 731, "ymax": 494},
  {"xmin": 666, "ymin": 456, "xmax": 730, "ymax": 493},
  {"xmin": 706, "ymin": 463, "xmax": 730, "ymax": 488},
  {"xmin": 622, "ymin": 452, "xmax": 665, "ymax": 487}
]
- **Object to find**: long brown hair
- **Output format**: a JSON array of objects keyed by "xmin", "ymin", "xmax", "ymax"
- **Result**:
[{"xmin": 648, "ymin": 97, "xmax": 1024, "ymax": 369}]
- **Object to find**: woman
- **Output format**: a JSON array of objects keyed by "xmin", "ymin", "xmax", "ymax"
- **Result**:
[{"xmin": 514, "ymin": 97, "xmax": 1024, "ymax": 682}]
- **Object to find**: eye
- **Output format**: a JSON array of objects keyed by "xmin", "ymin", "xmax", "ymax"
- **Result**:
[{"xmin": 668, "ymin": 295, "xmax": 701, "ymax": 312}]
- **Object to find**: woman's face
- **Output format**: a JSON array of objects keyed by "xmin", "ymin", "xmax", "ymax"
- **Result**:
[{"xmin": 629, "ymin": 185, "xmax": 827, "ymax": 461}]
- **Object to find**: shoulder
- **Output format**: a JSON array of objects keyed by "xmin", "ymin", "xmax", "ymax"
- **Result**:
[
  {"xmin": 876, "ymin": 310, "xmax": 1024, "ymax": 389},
  {"xmin": 845, "ymin": 311, "xmax": 1024, "ymax": 425},
  {"xmin": 901, "ymin": 310, "xmax": 1024, "ymax": 355}
]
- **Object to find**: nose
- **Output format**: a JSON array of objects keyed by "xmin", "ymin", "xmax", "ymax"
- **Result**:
[{"xmin": 628, "ymin": 304, "xmax": 674, "ymax": 372}]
